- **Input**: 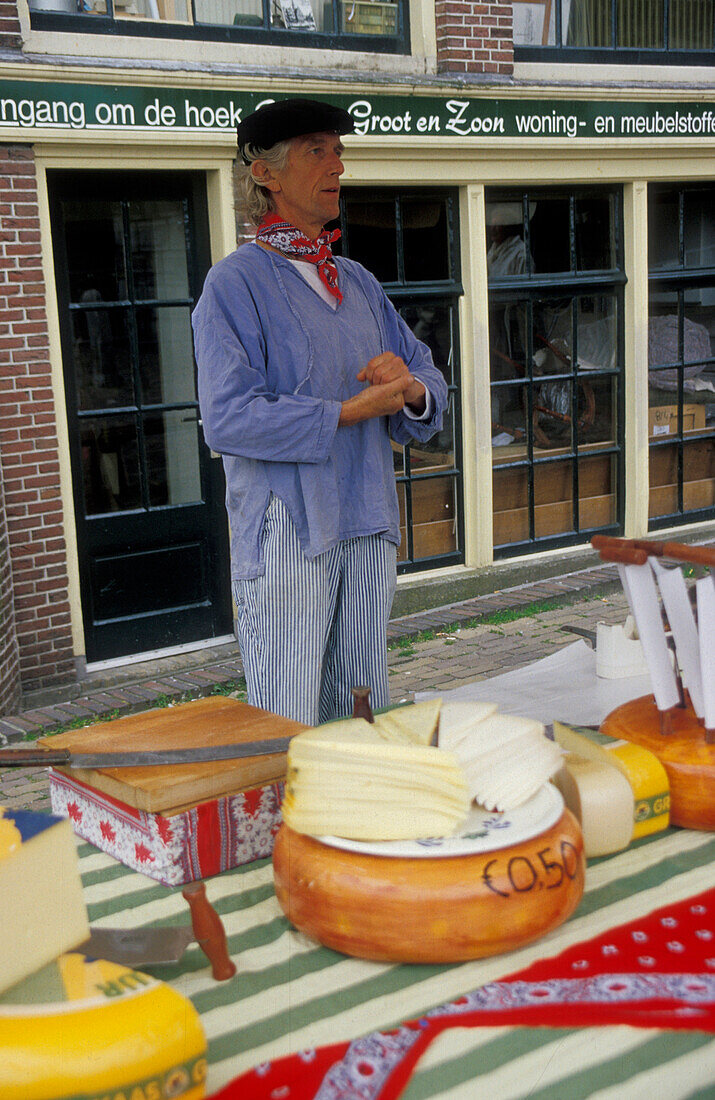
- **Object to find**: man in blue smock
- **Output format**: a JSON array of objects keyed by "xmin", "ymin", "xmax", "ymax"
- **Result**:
[{"xmin": 192, "ymin": 98, "xmax": 448, "ymax": 725}]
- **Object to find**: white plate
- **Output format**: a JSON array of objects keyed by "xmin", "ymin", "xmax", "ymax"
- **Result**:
[{"xmin": 317, "ymin": 782, "xmax": 564, "ymax": 859}]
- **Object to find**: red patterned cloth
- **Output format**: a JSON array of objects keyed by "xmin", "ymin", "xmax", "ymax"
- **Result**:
[
  {"xmin": 256, "ymin": 213, "xmax": 342, "ymax": 302},
  {"xmin": 212, "ymin": 888, "xmax": 715, "ymax": 1100},
  {"xmin": 50, "ymin": 769, "xmax": 284, "ymax": 885}
]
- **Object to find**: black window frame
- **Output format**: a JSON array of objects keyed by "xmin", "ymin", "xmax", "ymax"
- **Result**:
[
  {"xmin": 647, "ymin": 182, "xmax": 715, "ymax": 531},
  {"xmin": 29, "ymin": 0, "xmax": 409, "ymax": 54},
  {"xmin": 515, "ymin": 0, "xmax": 715, "ymax": 66},
  {"xmin": 487, "ymin": 185, "xmax": 626, "ymax": 559},
  {"xmin": 338, "ymin": 186, "xmax": 465, "ymax": 575}
]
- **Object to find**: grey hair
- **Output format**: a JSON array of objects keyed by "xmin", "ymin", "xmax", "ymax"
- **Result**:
[{"xmin": 236, "ymin": 139, "xmax": 293, "ymax": 226}]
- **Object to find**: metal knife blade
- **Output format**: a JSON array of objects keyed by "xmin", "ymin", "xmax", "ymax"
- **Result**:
[
  {"xmin": 78, "ymin": 925, "xmax": 196, "ymax": 967},
  {"xmin": 0, "ymin": 737, "xmax": 294, "ymax": 770}
]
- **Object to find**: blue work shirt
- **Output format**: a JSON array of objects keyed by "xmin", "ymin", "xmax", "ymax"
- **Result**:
[{"xmin": 192, "ymin": 242, "xmax": 448, "ymax": 580}]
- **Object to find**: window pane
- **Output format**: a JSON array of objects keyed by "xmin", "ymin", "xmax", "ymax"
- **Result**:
[
  {"xmin": 393, "ymin": 443, "xmax": 405, "ymax": 476},
  {"xmin": 410, "ymin": 400, "xmax": 454, "ymax": 469},
  {"xmin": 649, "ymin": 291, "xmax": 715, "ymax": 395},
  {"xmin": 486, "ymin": 202, "xmax": 531, "ymax": 278},
  {"xmin": 145, "ymin": 412, "xmax": 202, "ymax": 506},
  {"xmin": 617, "ymin": 0, "xmax": 663, "ymax": 48},
  {"xmin": 396, "ymin": 481, "xmax": 407, "ymax": 562},
  {"xmin": 340, "ymin": 0, "xmax": 397, "ymax": 35},
  {"xmin": 411, "ymin": 477, "xmax": 457, "ymax": 559},
  {"xmin": 400, "ymin": 303, "xmax": 455, "ymax": 385},
  {"xmin": 489, "ymin": 294, "xmax": 531, "ymax": 380},
  {"xmin": 113, "ymin": 0, "xmax": 190, "ymax": 17},
  {"xmin": 534, "ymin": 460, "xmax": 574, "ymax": 539},
  {"xmin": 193, "ymin": 0, "xmax": 262, "ymax": 24},
  {"xmin": 195, "ymin": 0, "xmax": 328, "ymax": 29},
  {"xmin": 492, "ymin": 378, "xmax": 528, "ymax": 446},
  {"xmin": 683, "ymin": 439, "xmax": 715, "ymax": 510},
  {"xmin": 670, "ymin": 0, "xmax": 714, "ymax": 49},
  {"xmin": 513, "ymin": 2, "xmax": 555, "ymax": 46},
  {"xmin": 565, "ymin": 0, "xmax": 612, "ymax": 48},
  {"xmin": 649, "ymin": 189, "xmax": 680, "ymax": 271},
  {"xmin": 137, "ymin": 306, "xmax": 197, "ymax": 405},
  {"xmin": 343, "ymin": 196, "xmax": 398, "ymax": 282},
  {"xmin": 578, "ymin": 452, "xmax": 617, "ymax": 528},
  {"xmin": 683, "ymin": 189, "xmax": 715, "ymax": 270},
  {"xmin": 576, "ymin": 296, "xmax": 618, "ymax": 373},
  {"xmin": 129, "ymin": 200, "xmax": 190, "ymax": 299},
  {"xmin": 534, "ymin": 378, "xmax": 575, "ymax": 449},
  {"xmin": 648, "ymin": 437, "xmax": 715, "ymax": 519},
  {"xmin": 585, "ymin": 375, "xmax": 618, "ymax": 444},
  {"xmin": 63, "ymin": 200, "xmax": 126, "ymax": 304},
  {"xmin": 72, "ymin": 308, "xmax": 133, "ymax": 411},
  {"xmin": 81, "ymin": 416, "xmax": 140, "ymax": 515},
  {"xmin": 402, "ymin": 199, "xmax": 449, "ymax": 281},
  {"xmin": 530, "ymin": 197, "xmax": 571, "ymax": 274},
  {"xmin": 575, "ymin": 194, "xmax": 617, "ymax": 271},
  {"xmin": 493, "ymin": 464, "xmax": 529, "ymax": 545}
]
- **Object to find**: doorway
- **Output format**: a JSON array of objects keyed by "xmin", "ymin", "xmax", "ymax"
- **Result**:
[{"xmin": 49, "ymin": 170, "xmax": 232, "ymax": 663}]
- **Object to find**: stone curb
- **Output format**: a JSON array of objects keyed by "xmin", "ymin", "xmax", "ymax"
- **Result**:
[
  {"xmin": 386, "ymin": 563, "xmax": 620, "ymax": 642},
  {"xmin": 0, "ymin": 564, "xmax": 620, "ymax": 746}
]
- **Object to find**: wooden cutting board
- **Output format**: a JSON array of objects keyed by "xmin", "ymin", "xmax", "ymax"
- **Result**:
[{"xmin": 38, "ymin": 697, "xmax": 307, "ymax": 813}]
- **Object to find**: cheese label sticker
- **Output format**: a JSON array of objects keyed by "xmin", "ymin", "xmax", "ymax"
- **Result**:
[
  {"xmin": 61, "ymin": 1054, "xmax": 207, "ymax": 1100},
  {"xmin": 634, "ymin": 793, "xmax": 671, "ymax": 823}
]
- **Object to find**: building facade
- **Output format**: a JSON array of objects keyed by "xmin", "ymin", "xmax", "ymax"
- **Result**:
[{"xmin": 0, "ymin": 0, "xmax": 713, "ymax": 698}]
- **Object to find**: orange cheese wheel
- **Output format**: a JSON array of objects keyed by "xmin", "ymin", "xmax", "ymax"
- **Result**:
[
  {"xmin": 601, "ymin": 695, "xmax": 715, "ymax": 831},
  {"xmin": 272, "ymin": 810, "xmax": 585, "ymax": 964}
]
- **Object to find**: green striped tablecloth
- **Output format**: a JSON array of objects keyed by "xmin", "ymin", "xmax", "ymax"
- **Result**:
[{"xmin": 79, "ymin": 826, "xmax": 715, "ymax": 1098}]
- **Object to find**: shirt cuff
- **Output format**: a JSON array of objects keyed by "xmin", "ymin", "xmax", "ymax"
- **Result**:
[{"xmin": 403, "ymin": 385, "xmax": 433, "ymax": 422}]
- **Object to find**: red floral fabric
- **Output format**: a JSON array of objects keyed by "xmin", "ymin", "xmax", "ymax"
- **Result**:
[
  {"xmin": 256, "ymin": 213, "xmax": 342, "ymax": 302},
  {"xmin": 211, "ymin": 887, "xmax": 715, "ymax": 1100}
]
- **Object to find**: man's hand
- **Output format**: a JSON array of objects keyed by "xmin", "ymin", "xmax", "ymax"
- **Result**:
[
  {"xmin": 338, "ymin": 374, "xmax": 410, "ymax": 426},
  {"xmin": 357, "ymin": 353, "xmax": 426, "ymax": 412}
]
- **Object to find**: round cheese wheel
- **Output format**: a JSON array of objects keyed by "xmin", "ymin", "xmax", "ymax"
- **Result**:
[
  {"xmin": 601, "ymin": 695, "xmax": 715, "ymax": 831},
  {"xmin": 273, "ymin": 810, "xmax": 585, "ymax": 964},
  {"xmin": 0, "ymin": 954, "xmax": 207, "ymax": 1100}
]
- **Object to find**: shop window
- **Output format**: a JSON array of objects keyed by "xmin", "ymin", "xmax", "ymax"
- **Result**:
[
  {"xmin": 648, "ymin": 184, "xmax": 715, "ymax": 527},
  {"xmin": 28, "ymin": 0, "xmax": 407, "ymax": 52},
  {"xmin": 514, "ymin": 0, "xmax": 714, "ymax": 63},
  {"xmin": 486, "ymin": 187, "xmax": 624, "ymax": 557},
  {"xmin": 338, "ymin": 189, "xmax": 464, "ymax": 573}
]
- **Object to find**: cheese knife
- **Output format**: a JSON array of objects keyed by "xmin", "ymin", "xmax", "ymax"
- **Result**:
[{"xmin": 0, "ymin": 737, "xmax": 294, "ymax": 769}]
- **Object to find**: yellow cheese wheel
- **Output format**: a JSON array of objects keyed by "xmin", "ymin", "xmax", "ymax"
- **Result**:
[
  {"xmin": 273, "ymin": 811, "xmax": 585, "ymax": 964},
  {"xmin": 552, "ymin": 720, "xmax": 670, "ymax": 839},
  {"xmin": 0, "ymin": 954, "xmax": 207, "ymax": 1100}
]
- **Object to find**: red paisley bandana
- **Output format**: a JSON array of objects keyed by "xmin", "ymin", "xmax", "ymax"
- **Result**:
[{"xmin": 256, "ymin": 213, "xmax": 342, "ymax": 303}]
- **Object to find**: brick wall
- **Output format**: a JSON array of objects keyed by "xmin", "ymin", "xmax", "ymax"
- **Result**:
[
  {"xmin": 435, "ymin": 0, "xmax": 514, "ymax": 75},
  {"xmin": 0, "ymin": 451, "xmax": 21, "ymax": 715},
  {"xmin": 0, "ymin": 144, "xmax": 76, "ymax": 697},
  {"xmin": 0, "ymin": 0, "xmax": 21, "ymax": 49}
]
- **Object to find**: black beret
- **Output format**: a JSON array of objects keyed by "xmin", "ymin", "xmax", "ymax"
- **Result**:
[{"xmin": 237, "ymin": 98, "xmax": 354, "ymax": 162}]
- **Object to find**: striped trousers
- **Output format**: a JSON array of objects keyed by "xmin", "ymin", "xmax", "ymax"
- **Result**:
[{"xmin": 233, "ymin": 497, "xmax": 397, "ymax": 726}]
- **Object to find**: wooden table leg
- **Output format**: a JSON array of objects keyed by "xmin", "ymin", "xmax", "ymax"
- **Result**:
[{"xmin": 182, "ymin": 881, "xmax": 237, "ymax": 981}]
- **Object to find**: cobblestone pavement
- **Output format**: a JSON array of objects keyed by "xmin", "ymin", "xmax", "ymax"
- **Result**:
[{"xmin": 0, "ymin": 583, "xmax": 631, "ymax": 816}]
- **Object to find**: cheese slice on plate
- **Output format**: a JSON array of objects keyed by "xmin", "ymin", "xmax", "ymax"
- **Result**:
[
  {"xmin": 439, "ymin": 711, "xmax": 562, "ymax": 811},
  {"xmin": 371, "ymin": 697, "xmax": 442, "ymax": 745},
  {"xmin": 283, "ymin": 713, "xmax": 470, "ymax": 840}
]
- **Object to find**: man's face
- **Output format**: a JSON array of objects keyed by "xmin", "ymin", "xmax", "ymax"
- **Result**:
[{"xmin": 263, "ymin": 131, "xmax": 345, "ymax": 239}]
